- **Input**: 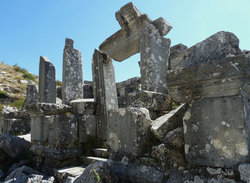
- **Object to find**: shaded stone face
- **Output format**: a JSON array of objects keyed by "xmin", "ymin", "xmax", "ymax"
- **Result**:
[
  {"xmin": 92, "ymin": 49, "xmax": 118, "ymax": 140},
  {"xmin": 23, "ymin": 81, "xmax": 38, "ymax": 107},
  {"xmin": 39, "ymin": 56, "xmax": 56, "ymax": 103},
  {"xmin": 184, "ymin": 96, "xmax": 250, "ymax": 168},
  {"xmin": 107, "ymin": 107, "xmax": 152, "ymax": 157},
  {"xmin": 62, "ymin": 38, "xmax": 83, "ymax": 104}
]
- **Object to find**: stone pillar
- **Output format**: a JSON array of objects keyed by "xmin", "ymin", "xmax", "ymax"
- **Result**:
[
  {"xmin": 23, "ymin": 80, "xmax": 38, "ymax": 108},
  {"xmin": 92, "ymin": 49, "xmax": 118, "ymax": 140},
  {"xmin": 62, "ymin": 38, "xmax": 83, "ymax": 104},
  {"xmin": 140, "ymin": 23, "xmax": 171, "ymax": 93},
  {"xmin": 39, "ymin": 56, "xmax": 56, "ymax": 103}
]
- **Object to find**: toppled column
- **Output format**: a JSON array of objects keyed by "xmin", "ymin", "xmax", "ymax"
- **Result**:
[
  {"xmin": 140, "ymin": 23, "xmax": 171, "ymax": 93},
  {"xmin": 99, "ymin": 2, "xmax": 172, "ymax": 94},
  {"xmin": 92, "ymin": 49, "xmax": 118, "ymax": 140},
  {"xmin": 62, "ymin": 38, "xmax": 83, "ymax": 104},
  {"xmin": 39, "ymin": 56, "xmax": 56, "ymax": 103}
]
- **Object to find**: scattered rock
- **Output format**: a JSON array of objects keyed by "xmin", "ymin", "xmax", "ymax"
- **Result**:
[
  {"xmin": 239, "ymin": 164, "xmax": 250, "ymax": 182},
  {"xmin": 19, "ymin": 80, "xmax": 28, "ymax": 84},
  {"xmin": 163, "ymin": 127, "xmax": 184, "ymax": 149}
]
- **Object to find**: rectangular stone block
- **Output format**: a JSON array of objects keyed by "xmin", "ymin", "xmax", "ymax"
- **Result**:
[
  {"xmin": 184, "ymin": 95, "xmax": 250, "ymax": 168},
  {"xmin": 151, "ymin": 103, "xmax": 187, "ymax": 141},
  {"xmin": 140, "ymin": 23, "xmax": 171, "ymax": 93},
  {"xmin": 118, "ymin": 90, "xmax": 170, "ymax": 111},
  {"xmin": 62, "ymin": 38, "xmax": 83, "ymax": 104},
  {"xmin": 79, "ymin": 114, "xmax": 96, "ymax": 144},
  {"xmin": 69, "ymin": 99, "xmax": 95, "ymax": 115},
  {"xmin": 92, "ymin": 49, "xmax": 118, "ymax": 140},
  {"xmin": 39, "ymin": 56, "xmax": 56, "ymax": 103},
  {"xmin": 107, "ymin": 107, "xmax": 152, "ymax": 157}
]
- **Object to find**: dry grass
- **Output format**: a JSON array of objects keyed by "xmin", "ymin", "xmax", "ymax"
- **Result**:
[{"xmin": 0, "ymin": 62, "xmax": 38, "ymax": 99}]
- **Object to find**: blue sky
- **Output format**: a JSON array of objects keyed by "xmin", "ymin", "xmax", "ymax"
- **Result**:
[{"xmin": 0, "ymin": 0, "xmax": 249, "ymax": 82}]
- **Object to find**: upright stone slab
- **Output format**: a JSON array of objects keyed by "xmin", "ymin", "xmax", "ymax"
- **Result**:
[
  {"xmin": 23, "ymin": 81, "xmax": 38, "ymax": 107},
  {"xmin": 92, "ymin": 49, "xmax": 118, "ymax": 140},
  {"xmin": 62, "ymin": 38, "xmax": 83, "ymax": 104},
  {"xmin": 140, "ymin": 23, "xmax": 171, "ymax": 93},
  {"xmin": 39, "ymin": 56, "xmax": 56, "ymax": 103}
]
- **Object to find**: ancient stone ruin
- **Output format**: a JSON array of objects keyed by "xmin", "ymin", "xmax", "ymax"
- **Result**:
[{"xmin": 0, "ymin": 2, "xmax": 250, "ymax": 183}]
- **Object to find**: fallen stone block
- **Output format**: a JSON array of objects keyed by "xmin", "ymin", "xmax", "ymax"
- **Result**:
[
  {"xmin": 0, "ymin": 118, "xmax": 30, "ymax": 136},
  {"xmin": 184, "ymin": 96, "xmax": 250, "ymax": 168},
  {"xmin": 107, "ymin": 107, "xmax": 151, "ymax": 157},
  {"xmin": 151, "ymin": 103, "xmax": 187, "ymax": 141},
  {"xmin": 163, "ymin": 127, "xmax": 184, "ymax": 150}
]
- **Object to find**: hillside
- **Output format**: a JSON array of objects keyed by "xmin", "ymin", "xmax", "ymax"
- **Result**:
[{"xmin": 0, "ymin": 61, "xmax": 38, "ymax": 102}]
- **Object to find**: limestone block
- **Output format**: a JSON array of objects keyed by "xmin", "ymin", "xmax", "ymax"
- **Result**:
[
  {"xmin": 119, "ymin": 90, "xmax": 170, "ymax": 111},
  {"xmin": 239, "ymin": 164, "xmax": 250, "ymax": 182},
  {"xmin": 92, "ymin": 49, "xmax": 118, "ymax": 140},
  {"xmin": 169, "ymin": 43, "xmax": 188, "ymax": 70},
  {"xmin": 151, "ymin": 103, "xmax": 187, "ymax": 141},
  {"xmin": 70, "ymin": 98, "xmax": 95, "ymax": 115},
  {"xmin": 83, "ymin": 84, "xmax": 93, "ymax": 98},
  {"xmin": 107, "ymin": 107, "xmax": 152, "ymax": 157},
  {"xmin": 23, "ymin": 80, "xmax": 38, "ymax": 107},
  {"xmin": 1, "ymin": 118, "xmax": 30, "ymax": 136},
  {"xmin": 163, "ymin": 127, "xmax": 184, "ymax": 149},
  {"xmin": 115, "ymin": 2, "xmax": 142, "ymax": 28},
  {"xmin": 184, "ymin": 96, "xmax": 250, "ymax": 167},
  {"xmin": 140, "ymin": 23, "xmax": 171, "ymax": 93},
  {"xmin": 152, "ymin": 17, "xmax": 172, "ymax": 36},
  {"xmin": 39, "ymin": 56, "xmax": 56, "ymax": 103},
  {"xmin": 166, "ymin": 55, "xmax": 250, "ymax": 103},
  {"xmin": 79, "ymin": 114, "xmax": 96, "ymax": 143},
  {"xmin": 62, "ymin": 38, "xmax": 83, "ymax": 104},
  {"xmin": 169, "ymin": 31, "xmax": 242, "ymax": 69},
  {"xmin": 116, "ymin": 77, "xmax": 140, "ymax": 97}
]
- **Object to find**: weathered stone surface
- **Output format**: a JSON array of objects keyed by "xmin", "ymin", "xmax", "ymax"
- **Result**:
[
  {"xmin": 70, "ymin": 99, "xmax": 95, "ymax": 115},
  {"xmin": 169, "ymin": 43, "xmax": 188, "ymax": 70},
  {"xmin": 119, "ymin": 90, "xmax": 170, "ymax": 111},
  {"xmin": 163, "ymin": 127, "xmax": 184, "ymax": 149},
  {"xmin": 166, "ymin": 55, "xmax": 250, "ymax": 103},
  {"xmin": 238, "ymin": 164, "xmax": 250, "ymax": 182},
  {"xmin": 0, "ymin": 118, "xmax": 30, "ymax": 136},
  {"xmin": 74, "ymin": 161, "xmax": 117, "ymax": 183},
  {"xmin": 116, "ymin": 77, "xmax": 140, "ymax": 97},
  {"xmin": 152, "ymin": 17, "xmax": 172, "ymax": 36},
  {"xmin": 0, "ymin": 134, "xmax": 31, "ymax": 160},
  {"xmin": 151, "ymin": 103, "xmax": 187, "ymax": 141},
  {"xmin": 107, "ymin": 107, "xmax": 151, "ymax": 157},
  {"xmin": 26, "ymin": 103, "xmax": 71, "ymax": 116},
  {"xmin": 62, "ymin": 38, "xmax": 83, "ymax": 104},
  {"xmin": 30, "ymin": 144, "xmax": 83, "ymax": 168},
  {"xmin": 23, "ymin": 80, "xmax": 38, "ymax": 107},
  {"xmin": 83, "ymin": 83, "xmax": 93, "ymax": 98},
  {"xmin": 39, "ymin": 56, "xmax": 56, "ymax": 103},
  {"xmin": 108, "ymin": 160, "xmax": 165, "ymax": 183},
  {"xmin": 92, "ymin": 49, "xmax": 118, "ymax": 140},
  {"xmin": 115, "ymin": 2, "xmax": 142, "ymax": 29},
  {"xmin": 53, "ymin": 166, "xmax": 85, "ymax": 183},
  {"xmin": 170, "ymin": 31, "xmax": 241, "ymax": 69},
  {"xmin": 78, "ymin": 114, "xmax": 96, "ymax": 143},
  {"xmin": 5, "ymin": 166, "xmax": 55, "ymax": 183},
  {"xmin": 184, "ymin": 96, "xmax": 250, "ymax": 168},
  {"xmin": 140, "ymin": 23, "xmax": 171, "ymax": 93}
]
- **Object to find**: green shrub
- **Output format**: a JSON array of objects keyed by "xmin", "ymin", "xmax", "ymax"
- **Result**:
[
  {"xmin": 56, "ymin": 80, "xmax": 62, "ymax": 86},
  {"xmin": 0, "ymin": 91, "xmax": 9, "ymax": 98},
  {"xmin": 10, "ymin": 98, "xmax": 24, "ymax": 109},
  {"xmin": 13, "ymin": 64, "xmax": 27, "ymax": 74},
  {"xmin": 22, "ymin": 73, "xmax": 36, "ymax": 82},
  {"xmin": 92, "ymin": 169, "xmax": 101, "ymax": 182}
]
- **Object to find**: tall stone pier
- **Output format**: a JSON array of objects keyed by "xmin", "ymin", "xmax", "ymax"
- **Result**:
[
  {"xmin": 62, "ymin": 38, "xmax": 83, "ymax": 104},
  {"xmin": 99, "ymin": 2, "xmax": 172, "ymax": 94},
  {"xmin": 92, "ymin": 49, "xmax": 118, "ymax": 140},
  {"xmin": 39, "ymin": 56, "xmax": 56, "ymax": 103}
]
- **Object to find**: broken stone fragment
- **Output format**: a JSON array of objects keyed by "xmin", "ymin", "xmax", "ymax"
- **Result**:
[
  {"xmin": 169, "ymin": 43, "xmax": 188, "ymax": 70},
  {"xmin": 163, "ymin": 127, "xmax": 184, "ymax": 150},
  {"xmin": 238, "ymin": 164, "xmax": 250, "ymax": 182},
  {"xmin": 62, "ymin": 38, "xmax": 83, "ymax": 104},
  {"xmin": 23, "ymin": 80, "xmax": 38, "ymax": 108},
  {"xmin": 69, "ymin": 98, "xmax": 95, "ymax": 115},
  {"xmin": 151, "ymin": 103, "xmax": 188, "ymax": 141},
  {"xmin": 152, "ymin": 17, "xmax": 172, "ymax": 36},
  {"xmin": 170, "ymin": 31, "xmax": 242, "ymax": 69},
  {"xmin": 39, "ymin": 56, "xmax": 56, "ymax": 103}
]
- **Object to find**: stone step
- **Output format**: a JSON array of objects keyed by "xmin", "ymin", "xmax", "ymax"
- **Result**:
[
  {"xmin": 81, "ymin": 156, "xmax": 107, "ymax": 165},
  {"xmin": 92, "ymin": 148, "xmax": 110, "ymax": 158},
  {"xmin": 53, "ymin": 166, "xmax": 86, "ymax": 183}
]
